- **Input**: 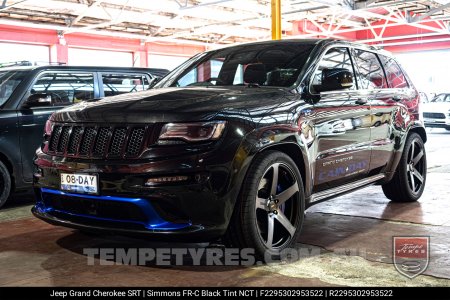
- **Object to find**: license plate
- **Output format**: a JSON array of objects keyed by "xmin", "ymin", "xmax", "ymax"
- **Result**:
[{"xmin": 60, "ymin": 173, "xmax": 98, "ymax": 194}]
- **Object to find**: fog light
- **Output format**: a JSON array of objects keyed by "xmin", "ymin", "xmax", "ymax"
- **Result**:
[{"xmin": 145, "ymin": 175, "xmax": 189, "ymax": 185}]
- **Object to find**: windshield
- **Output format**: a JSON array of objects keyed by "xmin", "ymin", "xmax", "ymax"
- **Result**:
[
  {"xmin": 0, "ymin": 70, "xmax": 28, "ymax": 107},
  {"xmin": 155, "ymin": 42, "xmax": 315, "ymax": 88},
  {"xmin": 431, "ymin": 94, "xmax": 450, "ymax": 103}
]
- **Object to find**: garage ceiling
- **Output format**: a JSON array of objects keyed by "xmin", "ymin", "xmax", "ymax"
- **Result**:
[{"xmin": 1, "ymin": 0, "xmax": 450, "ymax": 46}]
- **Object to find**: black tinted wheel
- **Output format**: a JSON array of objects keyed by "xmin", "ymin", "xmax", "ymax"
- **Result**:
[
  {"xmin": 224, "ymin": 151, "xmax": 304, "ymax": 260},
  {"xmin": 382, "ymin": 133, "xmax": 426, "ymax": 202},
  {"xmin": 0, "ymin": 161, "xmax": 12, "ymax": 209}
]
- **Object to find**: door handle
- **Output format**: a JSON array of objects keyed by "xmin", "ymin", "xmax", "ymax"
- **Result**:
[{"xmin": 355, "ymin": 98, "xmax": 368, "ymax": 105}]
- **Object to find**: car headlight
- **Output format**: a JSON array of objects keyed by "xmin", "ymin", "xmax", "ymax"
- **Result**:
[{"xmin": 158, "ymin": 121, "xmax": 226, "ymax": 142}]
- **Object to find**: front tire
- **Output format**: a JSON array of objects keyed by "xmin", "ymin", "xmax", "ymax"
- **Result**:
[
  {"xmin": 382, "ymin": 133, "xmax": 426, "ymax": 202},
  {"xmin": 0, "ymin": 161, "xmax": 12, "ymax": 209},
  {"xmin": 224, "ymin": 151, "xmax": 305, "ymax": 261}
]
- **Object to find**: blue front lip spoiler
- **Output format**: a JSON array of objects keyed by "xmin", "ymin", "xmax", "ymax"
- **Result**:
[{"xmin": 39, "ymin": 188, "xmax": 191, "ymax": 231}]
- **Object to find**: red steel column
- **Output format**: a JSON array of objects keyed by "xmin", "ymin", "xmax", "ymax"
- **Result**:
[{"xmin": 50, "ymin": 43, "xmax": 68, "ymax": 65}]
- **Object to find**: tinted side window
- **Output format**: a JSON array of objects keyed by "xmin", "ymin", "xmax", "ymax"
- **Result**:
[
  {"xmin": 0, "ymin": 70, "xmax": 28, "ymax": 106},
  {"xmin": 312, "ymin": 47, "xmax": 356, "ymax": 93},
  {"xmin": 353, "ymin": 50, "xmax": 387, "ymax": 89},
  {"xmin": 31, "ymin": 72, "xmax": 94, "ymax": 105},
  {"xmin": 102, "ymin": 73, "xmax": 150, "ymax": 97},
  {"xmin": 379, "ymin": 55, "xmax": 409, "ymax": 89}
]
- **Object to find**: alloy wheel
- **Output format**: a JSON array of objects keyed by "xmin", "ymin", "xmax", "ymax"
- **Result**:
[
  {"xmin": 406, "ymin": 138, "xmax": 426, "ymax": 195},
  {"xmin": 255, "ymin": 162, "xmax": 300, "ymax": 249}
]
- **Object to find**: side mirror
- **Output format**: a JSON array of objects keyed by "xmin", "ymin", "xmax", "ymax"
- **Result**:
[
  {"xmin": 25, "ymin": 93, "xmax": 52, "ymax": 107},
  {"xmin": 316, "ymin": 68, "xmax": 353, "ymax": 93}
]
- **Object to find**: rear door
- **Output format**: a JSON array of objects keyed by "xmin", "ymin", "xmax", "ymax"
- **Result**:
[
  {"xmin": 309, "ymin": 47, "xmax": 372, "ymax": 193},
  {"xmin": 353, "ymin": 50, "xmax": 414, "ymax": 173},
  {"xmin": 17, "ymin": 70, "xmax": 97, "ymax": 181}
]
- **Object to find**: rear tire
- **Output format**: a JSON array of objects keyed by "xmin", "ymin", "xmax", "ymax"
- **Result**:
[
  {"xmin": 224, "ymin": 151, "xmax": 305, "ymax": 261},
  {"xmin": 0, "ymin": 161, "xmax": 12, "ymax": 209},
  {"xmin": 382, "ymin": 133, "xmax": 426, "ymax": 202}
]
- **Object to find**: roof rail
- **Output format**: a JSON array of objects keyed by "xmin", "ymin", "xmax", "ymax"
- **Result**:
[
  {"xmin": 0, "ymin": 61, "xmax": 67, "ymax": 68},
  {"xmin": 0, "ymin": 61, "xmax": 33, "ymax": 68},
  {"xmin": 34, "ymin": 61, "xmax": 67, "ymax": 66}
]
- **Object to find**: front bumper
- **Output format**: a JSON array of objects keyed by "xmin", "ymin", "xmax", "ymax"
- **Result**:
[{"xmin": 32, "ymin": 147, "xmax": 244, "ymax": 241}]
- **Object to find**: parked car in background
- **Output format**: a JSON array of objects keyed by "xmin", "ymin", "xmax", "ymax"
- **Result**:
[
  {"xmin": 0, "ymin": 62, "xmax": 169, "ymax": 208},
  {"xmin": 32, "ymin": 39, "xmax": 427, "ymax": 259},
  {"xmin": 422, "ymin": 93, "xmax": 450, "ymax": 130}
]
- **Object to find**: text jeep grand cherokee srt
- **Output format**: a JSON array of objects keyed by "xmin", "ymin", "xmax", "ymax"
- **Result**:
[{"xmin": 32, "ymin": 40, "xmax": 427, "ymax": 259}]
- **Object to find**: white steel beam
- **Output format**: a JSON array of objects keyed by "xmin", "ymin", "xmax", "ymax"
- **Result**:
[
  {"xmin": 69, "ymin": 0, "xmax": 105, "ymax": 27},
  {"xmin": 0, "ymin": 0, "xmax": 27, "ymax": 11}
]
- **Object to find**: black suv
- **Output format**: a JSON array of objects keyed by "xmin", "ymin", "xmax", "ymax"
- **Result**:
[
  {"xmin": 0, "ymin": 64, "xmax": 168, "ymax": 208},
  {"xmin": 32, "ymin": 40, "xmax": 427, "ymax": 259}
]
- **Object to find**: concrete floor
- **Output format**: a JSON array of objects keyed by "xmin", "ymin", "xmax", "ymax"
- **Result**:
[{"xmin": 1, "ymin": 129, "xmax": 450, "ymax": 287}]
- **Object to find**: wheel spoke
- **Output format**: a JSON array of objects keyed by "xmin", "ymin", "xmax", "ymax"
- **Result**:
[
  {"xmin": 276, "ymin": 182, "xmax": 299, "ymax": 205},
  {"xmin": 409, "ymin": 141, "xmax": 415, "ymax": 163},
  {"xmin": 256, "ymin": 197, "xmax": 267, "ymax": 210},
  {"xmin": 412, "ymin": 150, "xmax": 424, "ymax": 166},
  {"xmin": 413, "ymin": 168, "xmax": 424, "ymax": 183},
  {"xmin": 266, "ymin": 215, "xmax": 274, "ymax": 247},
  {"xmin": 274, "ymin": 211, "xmax": 296, "ymax": 237},
  {"xmin": 270, "ymin": 163, "xmax": 280, "ymax": 196},
  {"xmin": 408, "ymin": 170, "xmax": 416, "ymax": 192}
]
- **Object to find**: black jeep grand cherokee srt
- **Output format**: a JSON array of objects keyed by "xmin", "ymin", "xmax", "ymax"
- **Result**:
[{"xmin": 33, "ymin": 39, "xmax": 427, "ymax": 258}]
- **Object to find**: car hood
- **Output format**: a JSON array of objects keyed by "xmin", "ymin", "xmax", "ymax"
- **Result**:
[
  {"xmin": 422, "ymin": 102, "xmax": 450, "ymax": 113},
  {"xmin": 51, "ymin": 86, "xmax": 300, "ymax": 124}
]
